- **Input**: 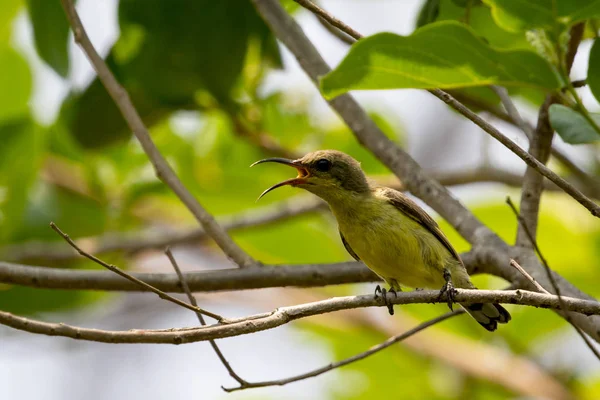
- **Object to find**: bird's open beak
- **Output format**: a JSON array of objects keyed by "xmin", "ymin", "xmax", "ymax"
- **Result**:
[{"xmin": 250, "ymin": 157, "xmax": 310, "ymax": 200}]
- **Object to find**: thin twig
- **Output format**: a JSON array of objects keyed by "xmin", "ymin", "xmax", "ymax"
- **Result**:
[
  {"xmin": 223, "ymin": 310, "xmax": 463, "ymax": 392},
  {"xmin": 165, "ymin": 248, "xmax": 250, "ymax": 389},
  {"xmin": 59, "ymin": 0, "xmax": 256, "ymax": 268},
  {"xmin": 3, "ymin": 289, "xmax": 600, "ymax": 344},
  {"xmin": 491, "ymin": 86, "xmax": 533, "ymax": 137},
  {"xmin": 506, "ymin": 198, "xmax": 600, "ymax": 360},
  {"xmin": 293, "ymin": 0, "xmax": 362, "ymax": 40},
  {"xmin": 290, "ymin": 0, "xmax": 600, "ymax": 218},
  {"xmin": 429, "ymin": 89, "xmax": 600, "ymax": 217},
  {"xmin": 510, "ymin": 259, "xmax": 547, "ymax": 294},
  {"xmin": 49, "ymin": 222, "xmax": 224, "ymax": 321}
]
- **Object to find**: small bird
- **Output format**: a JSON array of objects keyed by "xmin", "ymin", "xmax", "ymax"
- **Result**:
[{"xmin": 252, "ymin": 150, "xmax": 510, "ymax": 331}]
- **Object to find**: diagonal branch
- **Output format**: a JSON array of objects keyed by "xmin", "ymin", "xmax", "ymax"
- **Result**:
[
  {"xmin": 59, "ymin": 0, "xmax": 256, "ymax": 268},
  {"xmin": 165, "ymin": 249, "xmax": 251, "ymax": 389},
  {"xmin": 50, "ymin": 222, "xmax": 224, "ymax": 321},
  {"xmin": 2, "ymin": 289, "xmax": 600, "ymax": 344},
  {"xmin": 506, "ymin": 199, "xmax": 600, "ymax": 360},
  {"xmin": 223, "ymin": 310, "xmax": 463, "ymax": 392},
  {"xmin": 515, "ymin": 23, "xmax": 584, "ymax": 247}
]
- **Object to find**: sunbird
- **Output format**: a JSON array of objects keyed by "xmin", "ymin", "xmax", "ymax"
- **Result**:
[{"xmin": 252, "ymin": 150, "xmax": 511, "ymax": 331}]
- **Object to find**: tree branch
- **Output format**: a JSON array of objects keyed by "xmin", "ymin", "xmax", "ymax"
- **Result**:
[
  {"xmin": 2, "ymin": 289, "xmax": 600, "ymax": 344},
  {"xmin": 516, "ymin": 24, "xmax": 584, "ymax": 247},
  {"xmin": 165, "ymin": 248, "xmax": 251, "ymax": 389},
  {"xmin": 50, "ymin": 222, "xmax": 224, "ymax": 321},
  {"xmin": 59, "ymin": 0, "xmax": 256, "ymax": 268},
  {"xmin": 223, "ymin": 310, "xmax": 463, "ymax": 392}
]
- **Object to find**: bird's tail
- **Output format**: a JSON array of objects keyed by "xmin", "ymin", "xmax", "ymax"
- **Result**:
[{"xmin": 460, "ymin": 302, "xmax": 511, "ymax": 332}]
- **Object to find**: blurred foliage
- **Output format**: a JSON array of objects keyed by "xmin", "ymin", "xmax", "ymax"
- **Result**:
[{"xmin": 0, "ymin": 0, "xmax": 599, "ymax": 399}]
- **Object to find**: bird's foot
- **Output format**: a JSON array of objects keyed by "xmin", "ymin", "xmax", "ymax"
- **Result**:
[
  {"xmin": 374, "ymin": 285, "xmax": 397, "ymax": 315},
  {"xmin": 438, "ymin": 270, "xmax": 458, "ymax": 311}
]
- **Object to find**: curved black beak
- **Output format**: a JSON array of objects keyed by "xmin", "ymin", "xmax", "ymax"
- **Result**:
[{"xmin": 251, "ymin": 157, "xmax": 309, "ymax": 200}]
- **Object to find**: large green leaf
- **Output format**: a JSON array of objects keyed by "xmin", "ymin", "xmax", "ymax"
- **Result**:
[
  {"xmin": 26, "ymin": 0, "xmax": 70, "ymax": 77},
  {"xmin": 482, "ymin": 0, "xmax": 600, "ymax": 32},
  {"xmin": 549, "ymin": 104, "xmax": 600, "ymax": 144},
  {"xmin": 320, "ymin": 22, "xmax": 561, "ymax": 99},
  {"xmin": 588, "ymin": 37, "xmax": 600, "ymax": 105},
  {"xmin": 0, "ymin": 46, "xmax": 31, "ymax": 122}
]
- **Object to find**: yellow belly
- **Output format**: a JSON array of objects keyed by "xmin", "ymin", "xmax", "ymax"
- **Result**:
[{"xmin": 334, "ymin": 200, "xmax": 450, "ymax": 290}]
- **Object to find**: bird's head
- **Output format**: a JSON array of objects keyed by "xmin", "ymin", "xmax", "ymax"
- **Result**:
[{"xmin": 251, "ymin": 150, "xmax": 370, "ymax": 203}]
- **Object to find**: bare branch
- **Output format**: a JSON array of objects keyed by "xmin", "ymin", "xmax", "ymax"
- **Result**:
[
  {"xmin": 515, "ymin": 95, "xmax": 555, "ymax": 246},
  {"xmin": 506, "ymin": 198, "xmax": 600, "ymax": 360},
  {"xmin": 3, "ymin": 289, "xmax": 600, "ymax": 344},
  {"xmin": 429, "ymin": 88, "xmax": 600, "ymax": 217},
  {"xmin": 451, "ymin": 91, "xmax": 600, "ymax": 197},
  {"xmin": 316, "ymin": 15, "xmax": 355, "ymax": 45},
  {"xmin": 516, "ymin": 24, "xmax": 584, "ymax": 247},
  {"xmin": 293, "ymin": 0, "xmax": 362, "ymax": 40},
  {"xmin": 510, "ymin": 259, "xmax": 547, "ymax": 294},
  {"xmin": 165, "ymin": 249, "xmax": 250, "ymax": 389},
  {"xmin": 0, "ymin": 260, "xmax": 380, "ymax": 292},
  {"xmin": 59, "ymin": 0, "xmax": 256, "ymax": 268},
  {"xmin": 50, "ymin": 222, "xmax": 224, "ymax": 321},
  {"xmin": 223, "ymin": 310, "xmax": 463, "ymax": 392}
]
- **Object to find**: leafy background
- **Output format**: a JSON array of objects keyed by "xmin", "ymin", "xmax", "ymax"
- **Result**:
[{"xmin": 1, "ymin": 0, "xmax": 600, "ymax": 399}]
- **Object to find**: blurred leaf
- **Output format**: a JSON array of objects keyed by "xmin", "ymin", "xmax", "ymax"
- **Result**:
[
  {"xmin": 26, "ymin": 0, "xmax": 70, "ymax": 77},
  {"xmin": 416, "ymin": 0, "xmax": 441, "ymax": 28},
  {"xmin": 60, "ymin": 0, "xmax": 278, "ymax": 148},
  {"xmin": 482, "ymin": 0, "xmax": 600, "ymax": 32},
  {"xmin": 0, "ymin": 0, "xmax": 22, "ymax": 42},
  {"xmin": 549, "ymin": 104, "xmax": 600, "ymax": 144},
  {"xmin": 588, "ymin": 37, "xmax": 600, "ymax": 105},
  {"xmin": 0, "ymin": 45, "xmax": 31, "ymax": 122},
  {"xmin": 10, "ymin": 184, "xmax": 107, "ymax": 243},
  {"xmin": 0, "ymin": 119, "xmax": 44, "ymax": 241},
  {"xmin": 320, "ymin": 22, "xmax": 561, "ymax": 99},
  {"xmin": 0, "ymin": 286, "xmax": 103, "ymax": 315}
]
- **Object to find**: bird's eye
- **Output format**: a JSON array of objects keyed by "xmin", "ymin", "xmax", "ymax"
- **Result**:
[{"xmin": 315, "ymin": 158, "xmax": 331, "ymax": 172}]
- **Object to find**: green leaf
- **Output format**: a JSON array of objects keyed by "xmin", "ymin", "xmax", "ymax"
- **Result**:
[
  {"xmin": 549, "ymin": 104, "xmax": 600, "ymax": 144},
  {"xmin": 60, "ymin": 0, "xmax": 278, "ymax": 148},
  {"xmin": 0, "ymin": 46, "xmax": 31, "ymax": 122},
  {"xmin": 0, "ymin": 0, "xmax": 22, "ymax": 42},
  {"xmin": 482, "ymin": 0, "xmax": 600, "ymax": 32},
  {"xmin": 588, "ymin": 37, "xmax": 600, "ymax": 105},
  {"xmin": 0, "ymin": 119, "xmax": 45, "ymax": 241},
  {"xmin": 416, "ymin": 0, "xmax": 441, "ymax": 28},
  {"xmin": 320, "ymin": 22, "xmax": 561, "ymax": 99},
  {"xmin": 26, "ymin": 0, "xmax": 70, "ymax": 77}
]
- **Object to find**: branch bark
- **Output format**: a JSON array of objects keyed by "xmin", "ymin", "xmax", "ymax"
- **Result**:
[
  {"xmin": 59, "ymin": 0, "xmax": 256, "ymax": 268},
  {"xmin": 2, "ymin": 289, "xmax": 599, "ymax": 344}
]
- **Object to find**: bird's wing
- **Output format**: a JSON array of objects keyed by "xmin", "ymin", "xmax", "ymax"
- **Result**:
[
  {"xmin": 379, "ymin": 187, "xmax": 462, "ymax": 264},
  {"xmin": 340, "ymin": 230, "xmax": 361, "ymax": 261}
]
